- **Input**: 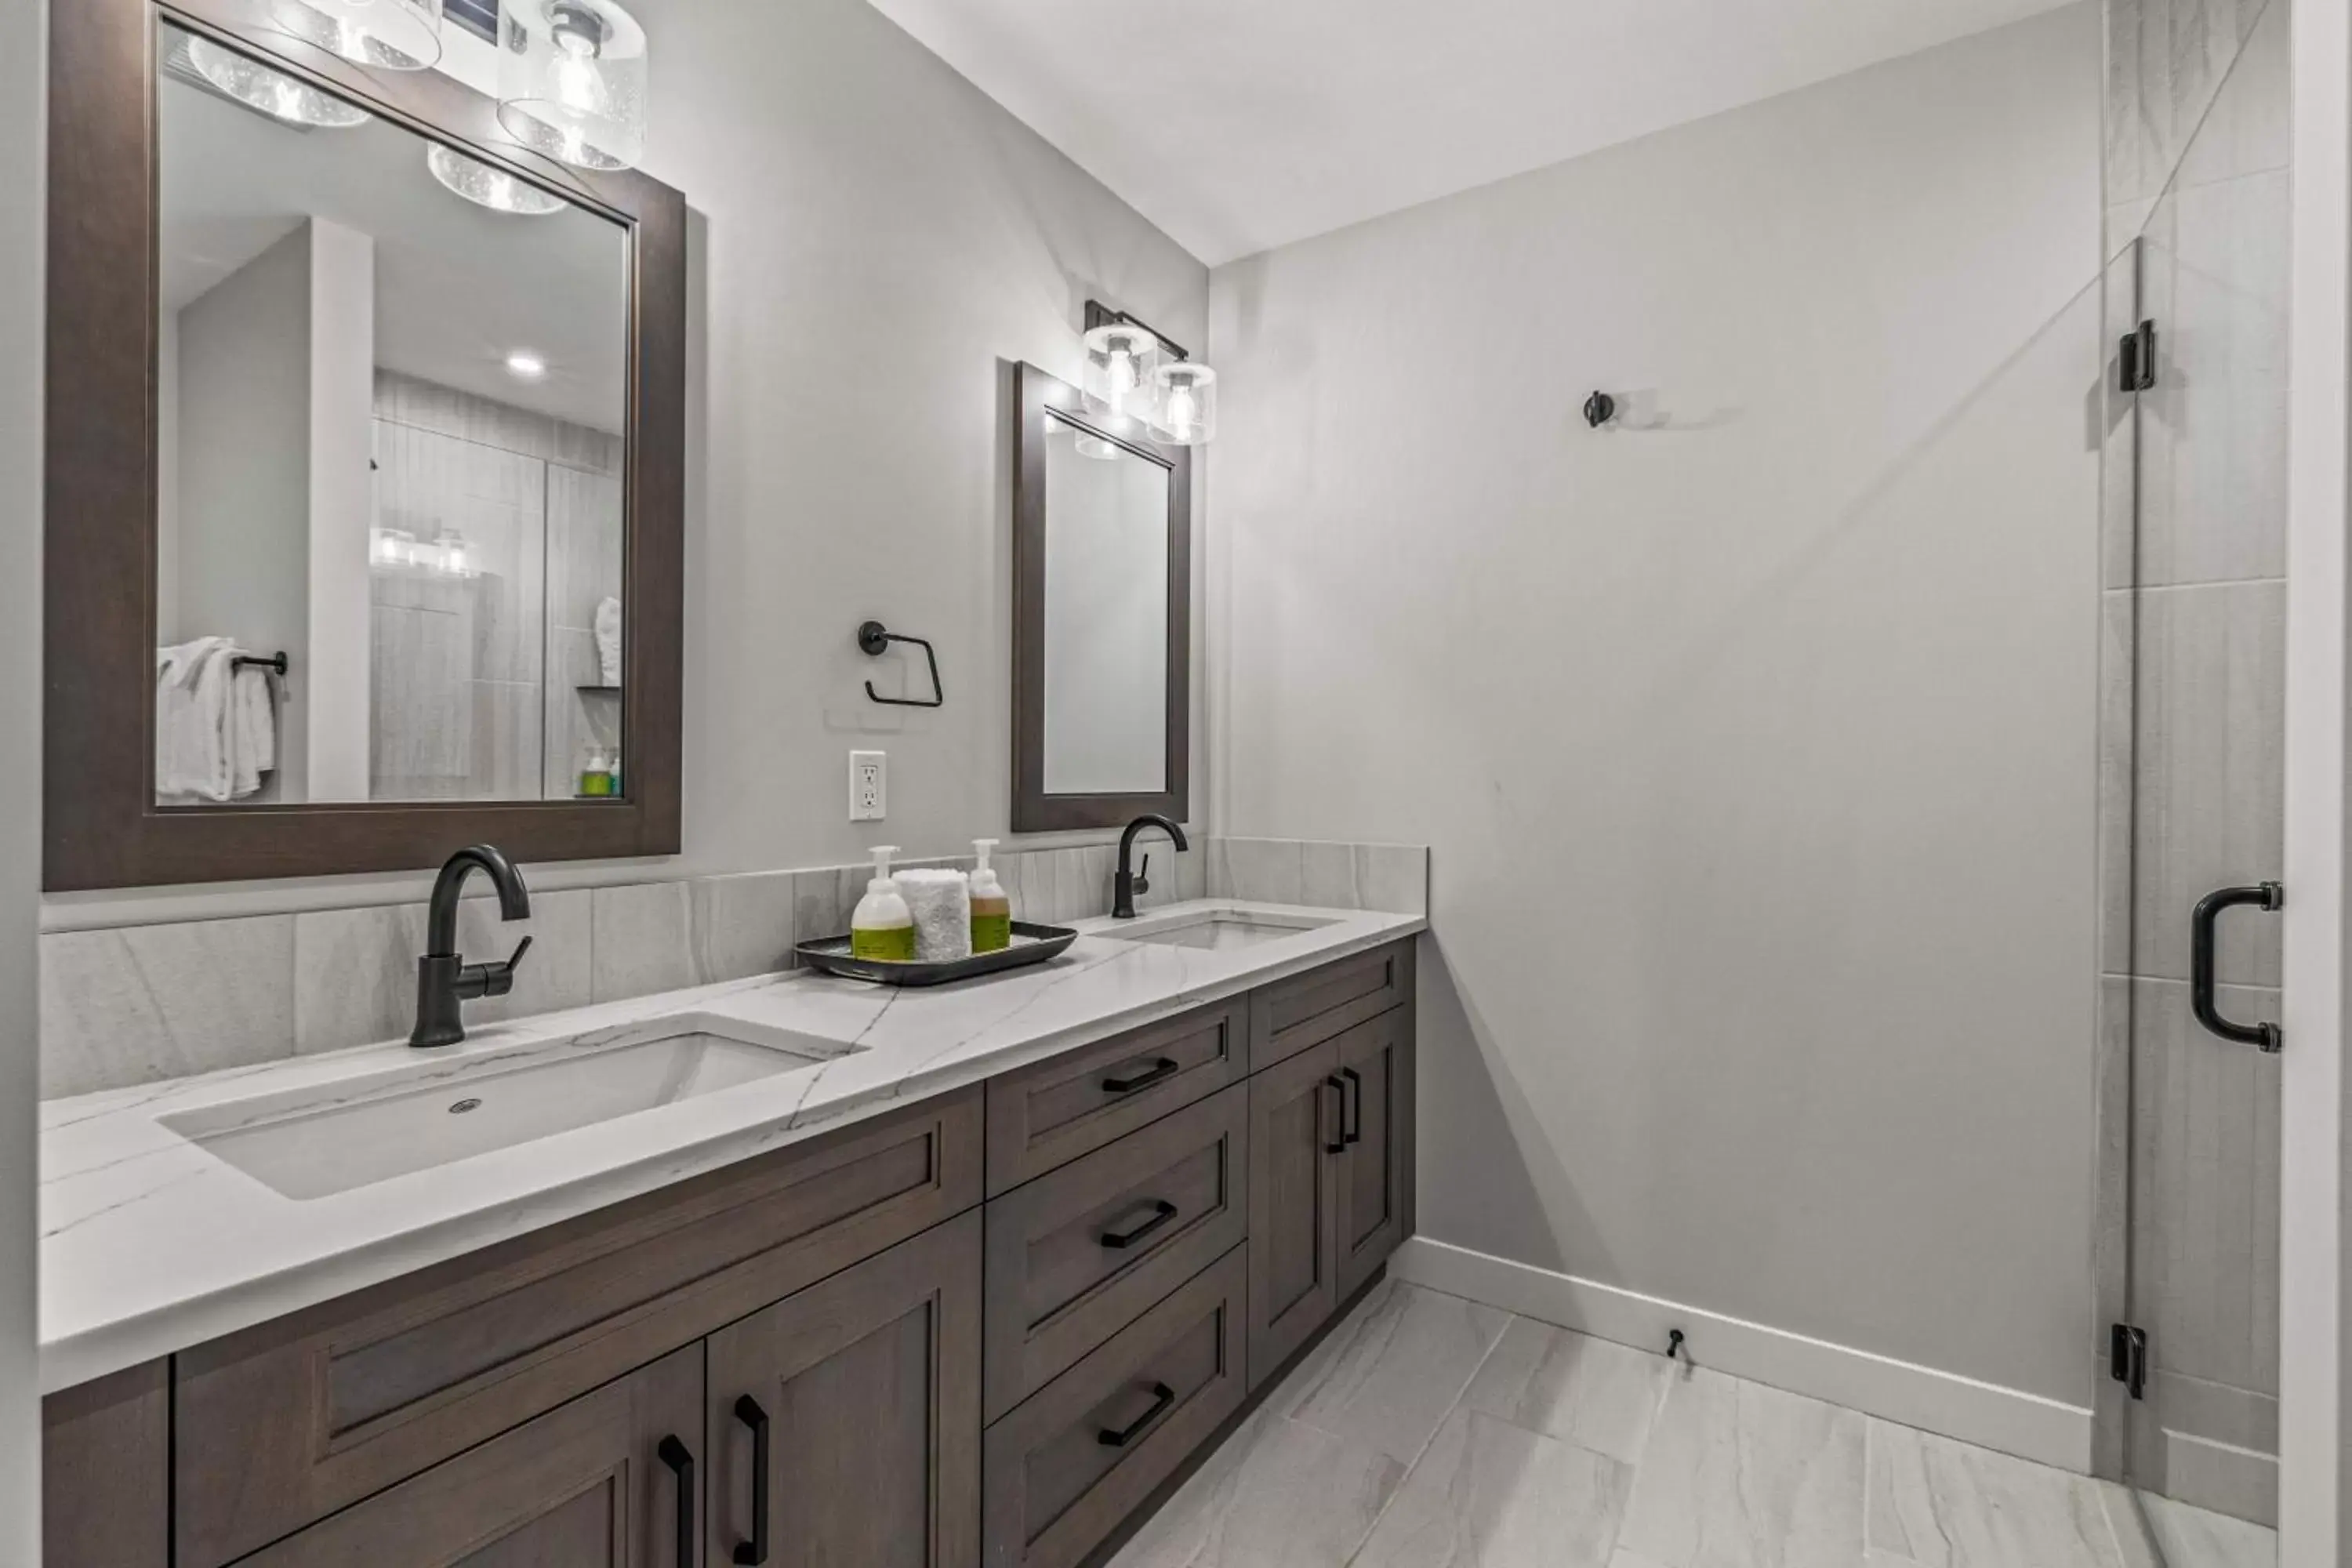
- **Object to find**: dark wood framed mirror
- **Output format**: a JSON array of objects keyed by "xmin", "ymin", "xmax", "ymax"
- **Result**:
[
  {"xmin": 44, "ymin": 0, "xmax": 685, "ymax": 890},
  {"xmin": 1011, "ymin": 362, "xmax": 1191, "ymax": 833}
]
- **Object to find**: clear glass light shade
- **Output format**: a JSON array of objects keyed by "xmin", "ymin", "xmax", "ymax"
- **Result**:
[
  {"xmin": 426, "ymin": 143, "xmax": 569, "ymax": 215},
  {"xmin": 277, "ymin": 0, "xmax": 444, "ymax": 71},
  {"xmin": 1083, "ymin": 323, "xmax": 1162, "ymax": 423},
  {"xmin": 498, "ymin": 0, "xmax": 648, "ymax": 172},
  {"xmin": 1151, "ymin": 363, "xmax": 1218, "ymax": 446},
  {"xmin": 186, "ymin": 37, "xmax": 373, "ymax": 127}
]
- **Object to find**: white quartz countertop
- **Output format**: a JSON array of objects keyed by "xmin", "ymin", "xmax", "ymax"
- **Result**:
[{"xmin": 38, "ymin": 899, "xmax": 1425, "ymax": 1392}]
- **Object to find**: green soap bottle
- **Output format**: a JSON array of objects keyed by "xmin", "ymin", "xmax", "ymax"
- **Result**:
[
  {"xmin": 969, "ymin": 838, "xmax": 1012, "ymax": 953},
  {"xmin": 850, "ymin": 844, "xmax": 916, "ymax": 962}
]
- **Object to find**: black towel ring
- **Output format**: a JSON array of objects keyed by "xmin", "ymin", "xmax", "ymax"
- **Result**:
[{"xmin": 857, "ymin": 621, "xmax": 944, "ymax": 709}]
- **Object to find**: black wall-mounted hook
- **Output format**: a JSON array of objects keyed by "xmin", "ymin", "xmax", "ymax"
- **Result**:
[
  {"xmin": 1584, "ymin": 391, "xmax": 1617, "ymax": 428},
  {"xmin": 857, "ymin": 621, "xmax": 945, "ymax": 709}
]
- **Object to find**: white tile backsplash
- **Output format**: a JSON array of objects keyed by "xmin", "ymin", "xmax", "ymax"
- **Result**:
[{"xmin": 39, "ymin": 836, "xmax": 1428, "ymax": 1097}]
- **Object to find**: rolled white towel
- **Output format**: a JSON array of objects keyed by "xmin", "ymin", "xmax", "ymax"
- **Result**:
[{"xmin": 897, "ymin": 869, "xmax": 972, "ymax": 962}]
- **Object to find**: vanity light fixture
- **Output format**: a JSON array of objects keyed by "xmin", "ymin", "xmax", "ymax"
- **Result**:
[
  {"xmin": 498, "ymin": 0, "xmax": 649, "ymax": 172},
  {"xmin": 505, "ymin": 349, "xmax": 549, "ymax": 379},
  {"xmin": 185, "ymin": 36, "xmax": 373, "ymax": 127},
  {"xmin": 1083, "ymin": 300, "xmax": 1218, "ymax": 447},
  {"xmin": 426, "ymin": 143, "xmax": 570, "ymax": 215},
  {"xmin": 277, "ymin": 0, "xmax": 445, "ymax": 71}
]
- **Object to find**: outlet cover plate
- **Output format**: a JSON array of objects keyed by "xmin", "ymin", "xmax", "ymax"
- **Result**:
[{"xmin": 850, "ymin": 750, "xmax": 886, "ymax": 821}]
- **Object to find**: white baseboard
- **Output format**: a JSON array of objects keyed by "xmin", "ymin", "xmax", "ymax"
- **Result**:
[{"xmin": 1388, "ymin": 1236, "xmax": 2094, "ymax": 1475}]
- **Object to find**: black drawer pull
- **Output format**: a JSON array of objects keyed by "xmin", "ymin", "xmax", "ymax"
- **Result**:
[
  {"xmin": 733, "ymin": 1394, "xmax": 771, "ymax": 1566},
  {"xmin": 1325, "ymin": 1076, "xmax": 1347, "ymax": 1153},
  {"xmin": 658, "ymin": 1435, "xmax": 695, "ymax": 1568},
  {"xmin": 1099, "ymin": 1199, "xmax": 1179, "ymax": 1249},
  {"xmin": 1339, "ymin": 1066, "xmax": 1363, "ymax": 1145},
  {"xmin": 1098, "ymin": 1382, "xmax": 1178, "ymax": 1447},
  {"xmin": 1102, "ymin": 1057, "xmax": 1179, "ymax": 1094}
]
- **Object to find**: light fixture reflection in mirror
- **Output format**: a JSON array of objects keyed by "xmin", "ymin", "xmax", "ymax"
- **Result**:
[
  {"xmin": 426, "ymin": 144, "xmax": 570, "ymax": 216},
  {"xmin": 499, "ymin": 0, "xmax": 649, "ymax": 172},
  {"xmin": 185, "ymin": 36, "xmax": 373, "ymax": 128},
  {"xmin": 276, "ymin": 0, "xmax": 445, "ymax": 71}
]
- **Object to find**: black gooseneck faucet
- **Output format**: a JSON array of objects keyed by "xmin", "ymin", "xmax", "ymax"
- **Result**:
[
  {"xmin": 1112, "ymin": 815, "xmax": 1189, "ymax": 920},
  {"xmin": 410, "ymin": 844, "xmax": 535, "ymax": 1048}
]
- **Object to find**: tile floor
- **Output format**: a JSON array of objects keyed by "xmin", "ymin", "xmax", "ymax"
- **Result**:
[{"xmin": 1109, "ymin": 1279, "xmax": 2278, "ymax": 1568}]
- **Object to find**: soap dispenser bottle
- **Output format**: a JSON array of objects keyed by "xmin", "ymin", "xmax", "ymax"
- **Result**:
[
  {"xmin": 851, "ymin": 845, "xmax": 916, "ymax": 962},
  {"xmin": 969, "ymin": 839, "xmax": 1012, "ymax": 953}
]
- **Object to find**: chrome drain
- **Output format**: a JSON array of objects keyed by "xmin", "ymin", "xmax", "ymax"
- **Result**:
[{"xmin": 448, "ymin": 1098, "xmax": 483, "ymax": 1115}]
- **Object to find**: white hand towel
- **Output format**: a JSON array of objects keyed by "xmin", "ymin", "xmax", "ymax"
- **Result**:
[
  {"xmin": 897, "ymin": 869, "xmax": 973, "ymax": 962},
  {"xmin": 228, "ymin": 662, "xmax": 276, "ymax": 798},
  {"xmin": 595, "ymin": 596, "xmax": 622, "ymax": 686},
  {"xmin": 155, "ymin": 637, "xmax": 235, "ymax": 802}
]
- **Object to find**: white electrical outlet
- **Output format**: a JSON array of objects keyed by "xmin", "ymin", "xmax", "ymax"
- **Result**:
[{"xmin": 850, "ymin": 750, "xmax": 887, "ymax": 821}]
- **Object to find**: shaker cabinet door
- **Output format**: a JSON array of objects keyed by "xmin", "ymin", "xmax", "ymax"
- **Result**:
[
  {"xmin": 231, "ymin": 1345, "xmax": 704, "ymax": 1568},
  {"xmin": 1334, "ymin": 1008, "xmax": 1414, "ymax": 1301},
  {"xmin": 1247, "ymin": 1039, "xmax": 1342, "ymax": 1387},
  {"xmin": 706, "ymin": 1210, "xmax": 984, "ymax": 1568}
]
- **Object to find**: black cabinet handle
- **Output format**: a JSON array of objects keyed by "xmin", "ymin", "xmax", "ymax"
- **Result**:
[
  {"xmin": 1339, "ymin": 1067, "xmax": 1363, "ymax": 1146},
  {"xmin": 658, "ymin": 1435, "xmax": 695, "ymax": 1568},
  {"xmin": 1324, "ymin": 1076, "xmax": 1347, "ymax": 1154},
  {"xmin": 1098, "ymin": 1382, "xmax": 1178, "ymax": 1447},
  {"xmin": 1100, "ymin": 1199, "xmax": 1179, "ymax": 1249},
  {"xmin": 1102, "ymin": 1057, "xmax": 1178, "ymax": 1095},
  {"xmin": 2191, "ymin": 882, "xmax": 2284, "ymax": 1052},
  {"xmin": 733, "ymin": 1394, "xmax": 771, "ymax": 1566}
]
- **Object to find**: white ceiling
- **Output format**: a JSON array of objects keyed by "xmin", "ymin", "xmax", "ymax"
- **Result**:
[
  {"xmin": 864, "ymin": 0, "xmax": 2082, "ymax": 266},
  {"xmin": 159, "ymin": 40, "xmax": 630, "ymax": 432}
]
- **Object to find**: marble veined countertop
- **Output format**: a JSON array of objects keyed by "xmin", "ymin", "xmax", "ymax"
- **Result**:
[{"xmin": 38, "ymin": 899, "xmax": 1425, "ymax": 1392}]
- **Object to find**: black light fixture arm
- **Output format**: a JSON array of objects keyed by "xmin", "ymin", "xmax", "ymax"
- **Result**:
[
  {"xmin": 857, "ymin": 620, "xmax": 945, "ymax": 709},
  {"xmin": 1085, "ymin": 299, "xmax": 1191, "ymax": 363}
]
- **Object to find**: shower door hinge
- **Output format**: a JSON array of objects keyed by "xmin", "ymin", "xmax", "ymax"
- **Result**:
[
  {"xmin": 2110, "ymin": 1323, "xmax": 2148, "ymax": 1400},
  {"xmin": 2118, "ymin": 320, "xmax": 2157, "ymax": 392}
]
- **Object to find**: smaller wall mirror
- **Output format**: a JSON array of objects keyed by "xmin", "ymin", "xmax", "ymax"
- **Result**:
[{"xmin": 1012, "ymin": 363, "xmax": 1190, "ymax": 831}]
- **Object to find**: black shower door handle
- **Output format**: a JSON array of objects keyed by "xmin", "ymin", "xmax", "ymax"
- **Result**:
[{"xmin": 2190, "ymin": 882, "xmax": 2283, "ymax": 1053}]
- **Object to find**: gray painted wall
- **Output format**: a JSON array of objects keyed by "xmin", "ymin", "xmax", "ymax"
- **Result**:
[
  {"xmin": 1206, "ymin": 5, "xmax": 2104, "ymax": 1403},
  {"xmin": 0, "ymin": 0, "xmax": 42, "ymax": 1545}
]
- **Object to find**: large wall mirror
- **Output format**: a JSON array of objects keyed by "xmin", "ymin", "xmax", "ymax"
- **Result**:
[
  {"xmin": 46, "ymin": 0, "xmax": 684, "ymax": 888},
  {"xmin": 1012, "ymin": 363, "xmax": 1190, "ymax": 832}
]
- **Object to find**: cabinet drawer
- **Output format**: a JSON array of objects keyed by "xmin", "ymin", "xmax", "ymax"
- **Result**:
[
  {"xmin": 176, "ymin": 1087, "xmax": 982, "ymax": 1568},
  {"xmin": 985, "ymin": 1000, "xmax": 1246, "ymax": 1196},
  {"xmin": 982, "ymin": 1246, "xmax": 1247, "ymax": 1568},
  {"xmin": 983, "ymin": 1083, "xmax": 1248, "ymax": 1422},
  {"xmin": 1250, "ymin": 939, "xmax": 1415, "ymax": 1071},
  {"xmin": 231, "ymin": 1344, "xmax": 703, "ymax": 1568}
]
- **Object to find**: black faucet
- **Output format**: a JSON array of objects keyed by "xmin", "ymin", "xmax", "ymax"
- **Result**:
[
  {"xmin": 410, "ymin": 845, "xmax": 535, "ymax": 1048},
  {"xmin": 1112, "ymin": 815, "xmax": 1189, "ymax": 919}
]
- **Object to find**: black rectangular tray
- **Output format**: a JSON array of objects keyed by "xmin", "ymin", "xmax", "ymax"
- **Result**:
[{"xmin": 793, "ymin": 921, "xmax": 1080, "ymax": 986}]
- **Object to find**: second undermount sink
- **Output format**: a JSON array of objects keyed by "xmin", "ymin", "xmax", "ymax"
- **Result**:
[
  {"xmin": 162, "ymin": 1014, "xmax": 856, "ymax": 1201},
  {"xmin": 1103, "ymin": 907, "xmax": 1340, "ymax": 952}
]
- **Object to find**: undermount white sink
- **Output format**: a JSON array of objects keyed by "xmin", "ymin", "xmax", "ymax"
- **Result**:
[
  {"xmin": 161, "ymin": 1014, "xmax": 855, "ymax": 1201},
  {"xmin": 1102, "ymin": 907, "xmax": 1340, "ymax": 951}
]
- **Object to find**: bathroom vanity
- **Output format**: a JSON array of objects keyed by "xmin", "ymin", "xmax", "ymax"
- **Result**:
[{"xmin": 38, "ymin": 906, "xmax": 1421, "ymax": 1568}]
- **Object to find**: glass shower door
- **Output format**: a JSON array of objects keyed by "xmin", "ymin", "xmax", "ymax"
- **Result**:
[{"xmin": 2106, "ymin": 0, "xmax": 2288, "ymax": 1559}]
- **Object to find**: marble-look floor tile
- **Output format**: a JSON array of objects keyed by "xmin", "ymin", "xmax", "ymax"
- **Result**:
[
  {"xmin": 41, "ymin": 916, "xmax": 297, "ymax": 1097},
  {"xmin": 1461, "ymin": 1317, "xmax": 1670, "ymax": 1465},
  {"xmin": 1865, "ymin": 1420, "xmax": 2123, "ymax": 1568},
  {"xmin": 1109, "ymin": 1411, "xmax": 1406, "ymax": 1568},
  {"xmin": 1353, "ymin": 1406, "xmax": 1632, "ymax": 1568},
  {"xmin": 1615, "ymin": 1365, "xmax": 1867, "ymax": 1568},
  {"xmin": 2139, "ymin": 1490, "xmax": 2277, "ymax": 1568},
  {"xmin": 1278, "ymin": 1280, "xmax": 1511, "ymax": 1467}
]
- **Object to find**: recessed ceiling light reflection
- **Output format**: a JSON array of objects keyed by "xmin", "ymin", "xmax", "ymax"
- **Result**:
[{"xmin": 505, "ymin": 350, "xmax": 549, "ymax": 380}]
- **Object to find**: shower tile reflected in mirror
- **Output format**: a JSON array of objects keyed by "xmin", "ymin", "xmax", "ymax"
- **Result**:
[
  {"xmin": 152, "ymin": 24, "xmax": 628, "ymax": 807},
  {"xmin": 1040, "ymin": 416, "xmax": 1171, "ymax": 796}
]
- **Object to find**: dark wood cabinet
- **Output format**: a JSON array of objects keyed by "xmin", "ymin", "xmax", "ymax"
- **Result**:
[
  {"xmin": 42, "ymin": 942, "xmax": 1416, "ymax": 1568},
  {"xmin": 1247, "ymin": 1038, "xmax": 1342, "ymax": 1386},
  {"xmin": 1334, "ymin": 1008, "xmax": 1415, "ymax": 1301},
  {"xmin": 42, "ymin": 1360, "xmax": 168, "ymax": 1568},
  {"xmin": 706, "ymin": 1210, "xmax": 985, "ymax": 1568},
  {"xmin": 233, "ymin": 1345, "xmax": 703, "ymax": 1568}
]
